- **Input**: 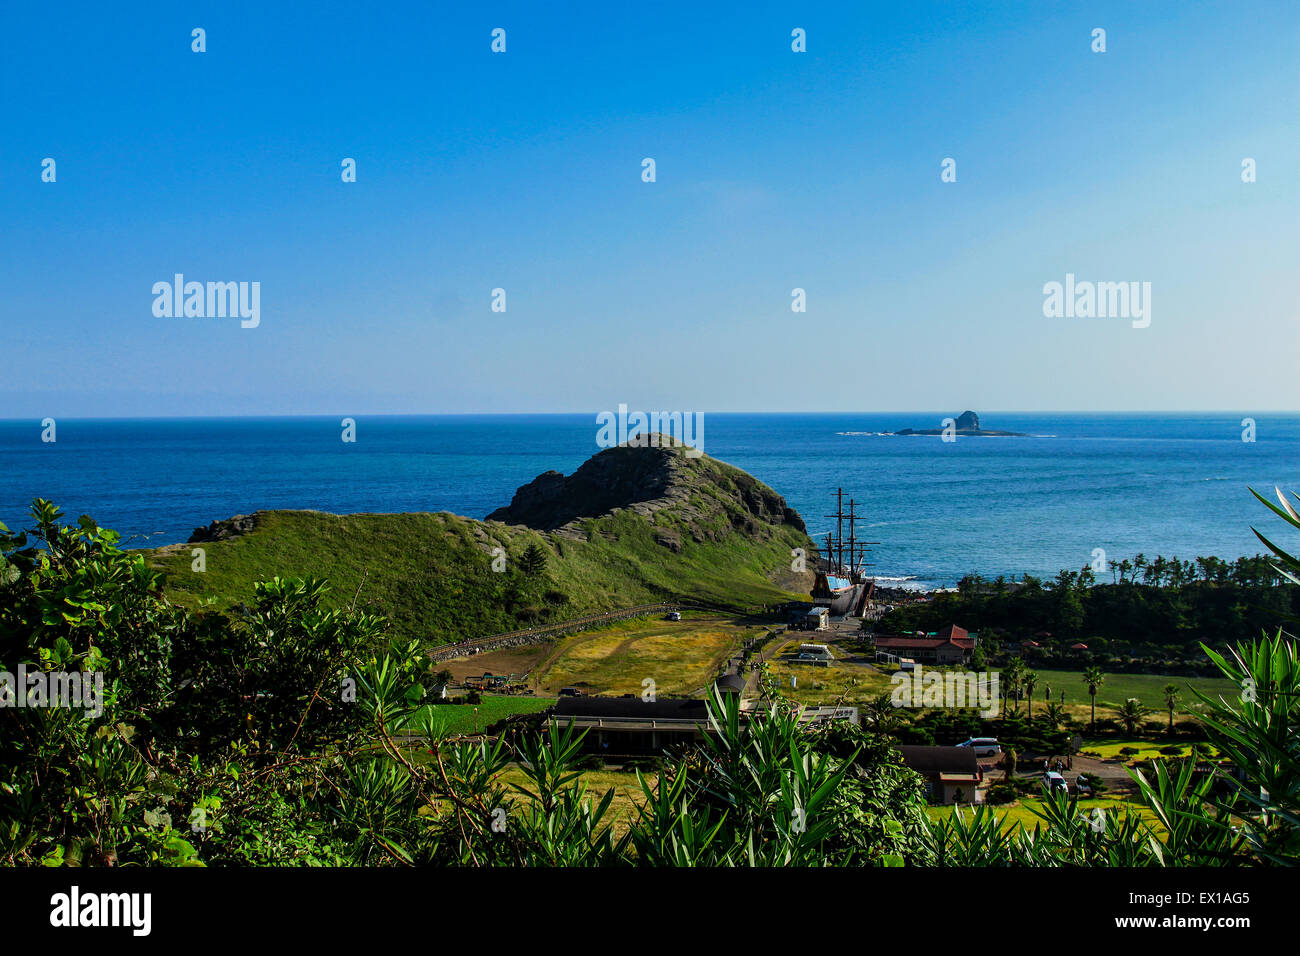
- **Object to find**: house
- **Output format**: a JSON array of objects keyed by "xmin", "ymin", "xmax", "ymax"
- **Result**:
[
  {"xmin": 798, "ymin": 606, "xmax": 830, "ymax": 632},
  {"xmin": 551, "ymin": 696, "xmax": 713, "ymax": 757},
  {"xmin": 873, "ymin": 624, "xmax": 975, "ymax": 664},
  {"xmin": 898, "ymin": 745, "xmax": 984, "ymax": 804}
]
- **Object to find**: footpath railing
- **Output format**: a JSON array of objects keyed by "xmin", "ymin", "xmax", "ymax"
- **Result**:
[{"xmin": 426, "ymin": 599, "xmax": 766, "ymax": 662}]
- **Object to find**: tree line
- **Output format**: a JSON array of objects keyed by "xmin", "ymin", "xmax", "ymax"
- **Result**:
[{"xmin": 878, "ymin": 553, "xmax": 1297, "ymax": 656}]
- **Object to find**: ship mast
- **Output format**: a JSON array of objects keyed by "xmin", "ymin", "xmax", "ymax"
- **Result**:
[{"xmin": 824, "ymin": 489, "xmax": 879, "ymax": 579}]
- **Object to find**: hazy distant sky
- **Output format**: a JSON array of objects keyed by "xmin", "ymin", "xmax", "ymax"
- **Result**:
[{"xmin": 2, "ymin": 0, "xmax": 1296, "ymax": 417}]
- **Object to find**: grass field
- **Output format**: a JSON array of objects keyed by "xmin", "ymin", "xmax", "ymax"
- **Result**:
[
  {"xmin": 415, "ymin": 695, "xmax": 556, "ymax": 735},
  {"xmin": 532, "ymin": 612, "xmax": 765, "ymax": 696},
  {"xmin": 760, "ymin": 642, "xmax": 1235, "ymax": 727},
  {"xmin": 765, "ymin": 641, "xmax": 896, "ymax": 705},
  {"xmin": 1029, "ymin": 668, "xmax": 1237, "ymax": 718}
]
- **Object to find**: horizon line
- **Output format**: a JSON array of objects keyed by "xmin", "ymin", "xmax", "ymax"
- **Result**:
[{"xmin": 3, "ymin": 409, "xmax": 1299, "ymax": 423}]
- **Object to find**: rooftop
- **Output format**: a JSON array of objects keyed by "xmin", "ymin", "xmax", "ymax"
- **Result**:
[{"xmin": 898, "ymin": 745, "xmax": 982, "ymax": 775}]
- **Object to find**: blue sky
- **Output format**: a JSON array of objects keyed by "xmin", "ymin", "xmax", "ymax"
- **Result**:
[{"xmin": 1, "ymin": 0, "xmax": 1296, "ymax": 416}]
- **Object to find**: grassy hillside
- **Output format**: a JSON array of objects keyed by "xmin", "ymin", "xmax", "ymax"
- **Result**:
[{"xmin": 150, "ymin": 447, "xmax": 813, "ymax": 646}]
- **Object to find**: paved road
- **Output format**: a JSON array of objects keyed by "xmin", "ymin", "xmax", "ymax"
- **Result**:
[{"xmin": 988, "ymin": 754, "xmax": 1138, "ymax": 796}]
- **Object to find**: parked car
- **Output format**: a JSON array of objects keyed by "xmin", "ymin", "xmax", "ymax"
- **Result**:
[
  {"xmin": 557, "ymin": 687, "xmax": 582, "ymax": 697},
  {"xmin": 1044, "ymin": 771, "xmax": 1068, "ymax": 793},
  {"xmin": 1076, "ymin": 774, "xmax": 1093, "ymax": 795},
  {"xmin": 957, "ymin": 737, "xmax": 1002, "ymax": 757},
  {"xmin": 665, "ymin": 611, "xmax": 681, "ymax": 621}
]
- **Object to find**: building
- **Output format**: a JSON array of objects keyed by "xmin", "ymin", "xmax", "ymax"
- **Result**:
[
  {"xmin": 549, "ymin": 675, "xmax": 857, "ymax": 758},
  {"xmin": 796, "ymin": 606, "xmax": 830, "ymax": 632},
  {"xmin": 464, "ymin": 672, "xmax": 512, "ymax": 690},
  {"xmin": 551, "ymin": 696, "xmax": 713, "ymax": 757},
  {"xmin": 796, "ymin": 705, "xmax": 859, "ymax": 727},
  {"xmin": 714, "ymin": 673, "xmax": 747, "ymax": 695},
  {"xmin": 873, "ymin": 624, "xmax": 975, "ymax": 664},
  {"xmin": 898, "ymin": 745, "xmax": 984, "ymax": 804}
]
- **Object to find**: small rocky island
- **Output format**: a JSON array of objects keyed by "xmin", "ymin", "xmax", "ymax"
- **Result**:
[{"xmin": 893, "ymin": 410, "xmax": 1027, "ymax": 437}]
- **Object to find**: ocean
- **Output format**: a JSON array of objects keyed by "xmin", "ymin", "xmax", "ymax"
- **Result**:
[{"xmin": 2, "ymin": 413, "xmax": 1297, "ymax": 589}]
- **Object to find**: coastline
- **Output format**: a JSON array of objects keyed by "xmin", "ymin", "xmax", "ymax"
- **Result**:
[{"xmin": 4, "ymin": 412, "xmax": 1295, "ymax": 587}]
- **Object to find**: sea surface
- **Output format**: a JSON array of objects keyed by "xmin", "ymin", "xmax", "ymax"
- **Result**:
[{"xmin": 2, "ymin": 413, "xmax": 1297, "ymax": 589}]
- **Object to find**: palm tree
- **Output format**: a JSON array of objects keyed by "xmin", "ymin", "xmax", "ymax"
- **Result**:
[
  {"xmin": 1117, "ymin": 697, "xmax": 1150, "ymax": 736},
  {"xmin": 863, "ymin": 693, "xmax": 902, "ymax": 733},
  {"xmin": 1001, "ymin": 657, "xmax": 1026, "ymax": 719},
  {"xmin": 1083, "ymin": 666, "xmax": 1105, "ymax": 732},
  {"xmin": 1043, "ymin": 701, "xmax": 1067, "ymax": 730},
  {"xmin": 1023, "ymin": 670, "xmax": 1038, "ymax": 720},
  {"xmin": 1162, "ymin": 683, "xmax": 1180, "ymax": 735}
]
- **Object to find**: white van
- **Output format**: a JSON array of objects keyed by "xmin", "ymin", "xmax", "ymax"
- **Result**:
[
  {"xmin": 1043, "ymin": 771, "xmax": 1068, "ymax": 793},
  {"xmin": 796, "ymin": 643, "xmax": 834, "ymax": 663},
  {"xmin": 956, "ymin": 737, "xmax": 1001, "ymax": 757}
]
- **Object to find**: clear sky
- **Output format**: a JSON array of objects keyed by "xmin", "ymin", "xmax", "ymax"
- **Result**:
[{"xmin": 2, "ymin": 0, "xmax": 1296, "ymax": 417}]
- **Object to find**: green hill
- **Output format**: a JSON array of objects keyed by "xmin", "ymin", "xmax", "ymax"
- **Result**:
[{"xmin": 150, "ymin": 440, "xmax": 814, "ymax": 645}]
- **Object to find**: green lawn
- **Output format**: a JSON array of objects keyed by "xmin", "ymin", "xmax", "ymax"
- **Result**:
[
  {"xmin": 415, "ymin": 694, "xmax": 556, "ymax": 735},
  {"xmin": 1029, "ymin": 668, "xmax": 1236, "ymax": 716},
  {"xmin": 1082, "ymin": 738, "xmax": 1219, "ymax": 762}
]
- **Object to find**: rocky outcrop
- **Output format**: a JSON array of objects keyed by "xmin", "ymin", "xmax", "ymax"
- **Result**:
[
  {"xmin": 189, "ymin": 514, "xmax": 258, "ymax": 543},
  {"xmin": 485, "ymin": 436, "xmax": 806, "ymax": 540},
  {"xmin": 894, "ymin": 410, "xmax": 1026, "ymax": 437}
]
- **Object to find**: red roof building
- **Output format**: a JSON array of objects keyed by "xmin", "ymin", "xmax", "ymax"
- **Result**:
[{"xmin": 873, "ymin": 625, "xmax": 975, "ymax": 665}]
